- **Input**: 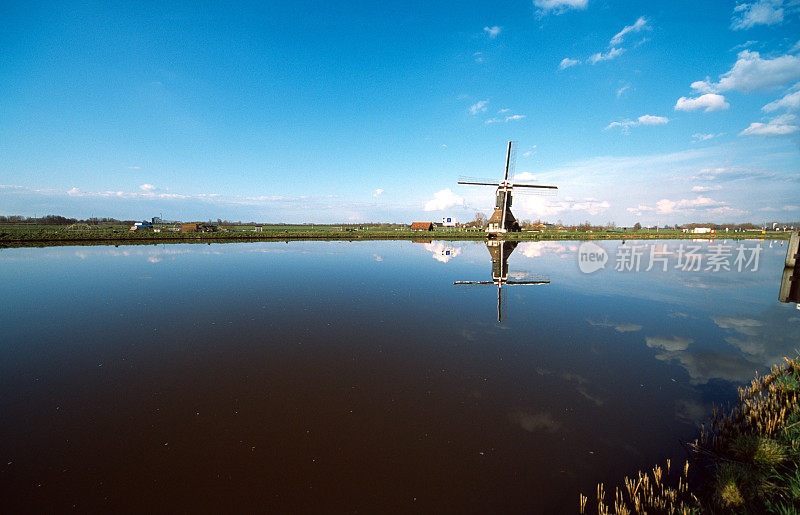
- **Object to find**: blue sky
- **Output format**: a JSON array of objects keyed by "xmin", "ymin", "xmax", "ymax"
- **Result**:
[{"xmin": 1, "ymin": 0, "xmax": 799, "ymax": 225}]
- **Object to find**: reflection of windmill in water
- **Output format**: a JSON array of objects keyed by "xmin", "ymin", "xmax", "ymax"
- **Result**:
[
  {"xmin": 455, "ymin": 240, "xmax": 550, "ymax": 322},
  {"xmin": 459, "ymin": 141, "xmax": 557, "ymax": 234}
]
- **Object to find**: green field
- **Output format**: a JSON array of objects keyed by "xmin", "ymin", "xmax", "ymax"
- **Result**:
[{"xmin": 0, "ymin": 223, "xmax": 790, "ymax": 248}]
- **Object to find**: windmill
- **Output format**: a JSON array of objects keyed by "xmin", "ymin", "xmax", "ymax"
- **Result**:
[
  {"xmin": 454, "ymin": 240, "xmax": 550, "ymax": 322},
  {"xmin": 459, "ymin": 141, "xmax": 557, "ymax": 234}
]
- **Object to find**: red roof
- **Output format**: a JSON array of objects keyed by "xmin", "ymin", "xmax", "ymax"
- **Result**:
[{"xmin": 410, "ymin": 222, "xmax": 433, "ymax": 230}]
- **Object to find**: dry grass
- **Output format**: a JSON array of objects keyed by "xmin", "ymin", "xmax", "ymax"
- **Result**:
[{"xmin": 583, "ymin": 357, "xmax": 800, "ymax": 514}]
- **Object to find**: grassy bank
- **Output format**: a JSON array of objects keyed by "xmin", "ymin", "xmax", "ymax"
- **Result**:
[
  {"xmin": 585, "ymin": 357, "xmax": 800, "ymax": 514},
  {"xmin": 0, "ymin": 223, "xmax": 790, "ymax": 248}
]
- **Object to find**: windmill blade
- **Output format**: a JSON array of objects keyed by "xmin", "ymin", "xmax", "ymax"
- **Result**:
[
  {"xmin": 458, "ymin": 176, "xmax": 500, "ymax": 186},
  {"xmin": 454, "ymin": 281, "xmax": 494, "ymax": 286},
  {"xmin": 458, "ymin": 181, "xmax": 498, "ymax": 186},
  {"xmin": 507, "ymin": 141, "xmax": 517, "ymax": 182},
  {"xmin": 510, "ymin": 184, "xmax": 558, "ymax": 197},
  {"xmin": 506, "ymin": 280, "xmax": 551, "ymax": 285},
  {"xmin": 511, "ymin": 183, "xmax": 558, "ymax": 189},
  {"xmin": 503, "ymin": 141, "xmax": 514, "ymax": 181}
]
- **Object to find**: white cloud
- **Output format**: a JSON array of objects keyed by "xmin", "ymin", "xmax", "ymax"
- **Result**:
[
  {"xmin": 126, "ymin": 165, "xmax": 141, "ymax": 170},
  {"xmin": 691, "ymin": 50, "xmax": 800, "ymax": 93},
  {"xmin": 762, "ymin": 87, "xmax": 800, "ymax": 111},
  {"xmin": 473, "ymin": 52, "xmax": 484, "ymax": 63},
  {"xmin": 486, "ymin": 114, "xmax": 526, "ymax": 124},
  {"xmin": 559, "ymin": 57, "xmax": 579, "ymax": 69},
  {"xmin": 589, "ymin": 47, "xmax": 625, "ymax": 64},
  {"xmin": 534, "ymin": 0, "xmax": 588, "ymax": 15},
  {"xmin": 424, "ymin": 242, "xmax": 462, "ymax": 263},
  {"xmin": 515, "ymin": 171, "xmax": 538, "ymax": 181},
  {"xmin": 691, "ymin": 185, "xmax": 722, "ymax": 192},
  {"xmin": 498, "ymin": 108, "xmax": 511, "ymax": 113},
  {"xmin": 469, "ymin": 100, "xmax": 488, "ymax": 115},
  {"xmin": 714, "ymin": 316, "xmax": 764, "ymax": 336},
  {"xmin": 424, "ymin": 188, "xmax": 465, "ymax": 211},
  {"xmin": 519, "ymin": 241, "xmax": 574, "ymax": 258},
  {"xmin": 515, "ymin": 196, "xmax": 610, "ymax": 217},
  {"xmin": 67, "ymin": 187, "xmax": 81, "ymax": 196},
  {"xmin": 691, "ymin": 166, "xmax": 777, "ymax": 181},
  {"xmin": 588, "ymin": 318, "xmax": 643, "ymax": 333},
  {"xmin": 692, "ymin": 133, "xmax": 718, "ymax": 141},
  {"xmin": 610, "ymin": 17, "xmax": 648, "ymax": 46},
  {"xmin": 740, "ymin": 113, "xmax": 800, "ymax": 135},
  {"xmin": 792, "ymin": 40, "xmax": 800, "ymax": 53},
  {"xmin": 606, "ymin": 114, "xmax": 669, "ymax": 132},
  {"xmin": 616, "ymin": 84, "xmax": 630, "ymax": 98},
  {"xmin": 522, "ymin": 146, "xmax": 537, "ymax": 157},
  {"xmin": 628, "ymin": 195, "xmax": 726, "ymax": 216},
  {"xmin": 731, "ymin": 40, "xmax": 758, "ymax": 52},
  {"xmin": 674, "ymin": 94, "xmax": 730, "ymax": 112},
  {"xmin": 657, "ymin": 196, "xmax": 724, "ymax": 214},
  {"xmin": 373, "ymin": 188, "xmax": 384, "ymax": 197},
  {"xmin": 510, "ymin": 410, "xmax": 561, "ymax": 433},
  {"xmin": 483, "ymin": 26, "xmax": 501, "ymax": 38},
  {"xmin": 639, "ymin": 115, "xmax": 669, "ymax": 125},
  {"xmin": 139, "ymin": 183, "xmax": 156, "ymax": 191},
  {"xmin": 732, "ymin": 0, "xmax": 784, "ymax": 30},
  {"xmin": 646, "ymin": 336, "xmax": 693, "ymax": 352}
]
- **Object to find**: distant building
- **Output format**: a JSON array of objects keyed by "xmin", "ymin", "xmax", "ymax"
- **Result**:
[
  {"xmin": 181, "ymin": 223, "xmax": 218, "ymax": 233},
  {"xmin": 410, "ymin": 222, "xmax": 434, "ymax": 231},
  {"xmin": 692, "ymin": 227, "xmax": 714, "ymax": 234},
  {"xmin": 442, "ymin": 217, "xmax": 456, "ymax": 227},
  {"xmin": 131, "ymin": 221, "xmax": 153, "ymax": 231}
]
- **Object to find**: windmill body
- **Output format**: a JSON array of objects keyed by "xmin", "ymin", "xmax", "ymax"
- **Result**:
[{"xmin": 459, "ymin": 141, "xmax": 557, "ymax": 235}]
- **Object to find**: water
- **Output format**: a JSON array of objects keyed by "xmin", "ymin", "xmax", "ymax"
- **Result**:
[{"xmin": 1, "ymin": 239, "xmax": 797, "ymax": 512}]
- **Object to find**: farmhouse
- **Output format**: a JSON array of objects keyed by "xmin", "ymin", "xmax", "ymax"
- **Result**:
[{"xmin": 410, "ymin": 222, "xmax": 434, "ymax": 231}]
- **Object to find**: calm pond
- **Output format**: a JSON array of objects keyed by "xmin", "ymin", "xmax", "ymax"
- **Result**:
[{"xmin": 1, "ymin": 239, "xmax": 797, "ymax": 512}]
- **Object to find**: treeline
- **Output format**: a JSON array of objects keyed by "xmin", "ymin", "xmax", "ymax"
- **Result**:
[
  {"xmin": 0, "ymin": 215, "xmax": 130, "ymax": 225},
  {"xmin": 681, "ymin": 222, "xmax": 761, "ymax": 230}
]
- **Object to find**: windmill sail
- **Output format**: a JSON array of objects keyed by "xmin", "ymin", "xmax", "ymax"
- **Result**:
[
  {"xmin": 454, "ymin": 240, "xmax": 550, "ymax": 322},
  {"xmin": 457, "ymin": 141, "xmax": 557, "ymax": 234}
]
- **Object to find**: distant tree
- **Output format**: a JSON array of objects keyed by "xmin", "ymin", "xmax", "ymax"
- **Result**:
[
  {"xmin": 473, "ymin": 212, "xmax": 487, "ymax": 227},
  {"xmin": 633, "ymin": 222, "xmax": 642, "ymax": 231}
]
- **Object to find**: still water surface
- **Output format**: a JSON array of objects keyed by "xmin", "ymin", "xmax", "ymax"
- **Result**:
[{"xmin": 1, "ymin": 240, "xmax": 797, "ymax": 512}]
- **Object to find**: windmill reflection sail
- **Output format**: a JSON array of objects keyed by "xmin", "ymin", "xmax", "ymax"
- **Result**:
[{"xmin": 455, "ymin": 241, "xmax": 550, "ymax": 322}]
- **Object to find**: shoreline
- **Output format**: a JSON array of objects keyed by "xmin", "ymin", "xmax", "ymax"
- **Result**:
[{"xmin": 0, "ymin": 229, "xmax": 790, "ymax": 249}]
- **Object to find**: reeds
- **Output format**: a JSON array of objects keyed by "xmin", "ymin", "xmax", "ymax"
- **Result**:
[{"xmin": 584, "ymin": 356, "xmax": 800, "ymax": 513}]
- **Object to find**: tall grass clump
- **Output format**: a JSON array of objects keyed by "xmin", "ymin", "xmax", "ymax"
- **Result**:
[{"xmin": 583, "ymin": 356, "xmax": 800, "ymax": 514}]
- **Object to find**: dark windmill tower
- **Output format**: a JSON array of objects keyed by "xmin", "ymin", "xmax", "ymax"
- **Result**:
[
  {"xmin": 459, "ymin": 141, "xmax": 557, "ymax": 234},
  {"xmin": 455, "ymin": 240, "xmax": 550, "ymax": 322}
]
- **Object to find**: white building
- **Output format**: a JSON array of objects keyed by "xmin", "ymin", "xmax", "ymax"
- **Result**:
[
  {"xmin": 692, "ymin": 227, "xmax": 714, "ymax": 234},
  {"xmin": 442, "ymin": 217, "xmax": 456, "ymax": 227}
]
